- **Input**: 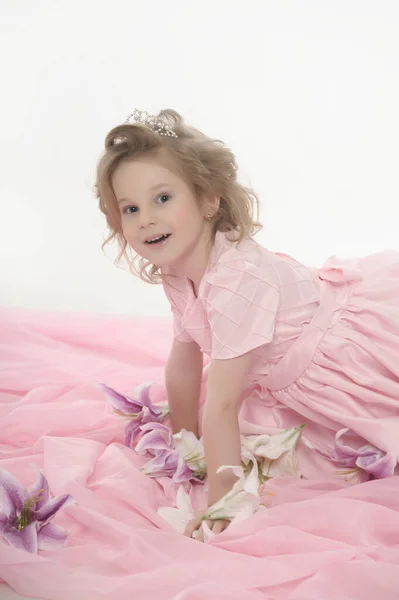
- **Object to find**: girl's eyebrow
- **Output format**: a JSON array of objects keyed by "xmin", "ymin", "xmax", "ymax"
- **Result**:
[{"xmin": 117, "ymin": 182, "xmax": 170, "ymax": 205}]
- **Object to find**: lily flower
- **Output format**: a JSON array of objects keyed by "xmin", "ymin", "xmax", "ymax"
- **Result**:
[
  {"xmin": 136, "ymin": 423, "xmax": 193, "ymax": 484},
  {"xmin": 135, "ymin": 422, "xmax": 174, "ymax": 455},
  {"xmin": 173, "ymin": 430, "xmax": 207, "ymax": 480},
  {"xmin": 0, "ymin": 468, "xmax": 74, "ymax": 553},
  {"xmin": 98, "ymin": 382, "xmax": 169, "ymax": 447},
  {"xmin": 204, "ymin": 450, "xmax": 262, "ymax": 523},
  {"xmin": 157, "ymin": 486, "xmax": 195, "ymax": 534},
  {"xmin": 334, "ymin": 428, "xmax": 396, "ymax": 478},
  {"xmin": 242, "ymin": 425, "xmax": 305, "ymax": 480},
  {"xmin": 158, "ymin": 452, "xmax": 264, "ymax": 541}
]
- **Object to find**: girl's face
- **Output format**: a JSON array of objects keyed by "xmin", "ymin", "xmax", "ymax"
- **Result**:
[{"xmin": 112, "ymin": 156, "xmax": 214, "ymax": 272}]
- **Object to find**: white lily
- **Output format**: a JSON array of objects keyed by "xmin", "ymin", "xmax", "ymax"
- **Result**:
[
  {"xmin": 157, "ymin": 427, "xmax": 306, "ymax": 539},
  {"xmin": 157, "ymin": 486, "xmax": 195, "ymax": 534},
  {"xmin": 158, "ymin": 451, "xmax": 264, "ymax": 541},
  {"xmin": 242, "ymin": 425, "xmax": 305, "ymax": 480},
  {"xmin": 173, "ymin": 429, "xmax": 207, "ymax": 480},
  {"xmin": 204, "ymin": 449, "xmax": 262, "ymax": 523},
  {"xmin": 158, "ymin": 487, "xmax": 216, "ymax": 542}
]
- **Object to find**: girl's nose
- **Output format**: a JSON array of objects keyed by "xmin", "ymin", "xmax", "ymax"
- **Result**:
[{"xmin": 139, "ymin": 209, "xmax": 155, "ymax": 229}]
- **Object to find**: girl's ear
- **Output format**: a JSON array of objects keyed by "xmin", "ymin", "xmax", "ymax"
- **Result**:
[{"xmin": 203, "ymin": 195, "xmax": 220, "ymax": 219}]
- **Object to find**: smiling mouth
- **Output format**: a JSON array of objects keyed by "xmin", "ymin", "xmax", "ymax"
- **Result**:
[{"xmin": 145, "ymin": 234, "xmax": 171, "ymax": 245}]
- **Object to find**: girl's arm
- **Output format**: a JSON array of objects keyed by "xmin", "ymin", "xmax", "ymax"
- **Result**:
[
  {"xmin": 202, "ymin": 352, "xmax": 251, "ymax": 505},
  {"xmin": 165, "ymin": 338, "xmax": 203, "ymax": 436}
]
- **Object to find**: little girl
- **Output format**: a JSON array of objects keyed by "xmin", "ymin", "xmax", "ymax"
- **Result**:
[{"xmin": 95, "ymin": 108, "xmax": 399, "ymax": 541}]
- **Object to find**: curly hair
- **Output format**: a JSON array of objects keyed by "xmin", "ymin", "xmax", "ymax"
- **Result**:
[{"xmin": 94, "ymin": 109, "xmax": 262, "ymax": 283}]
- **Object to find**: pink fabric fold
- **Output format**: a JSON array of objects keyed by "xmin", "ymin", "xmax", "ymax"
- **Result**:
[{"xmin": 0, "ymin": 308, "xmax": 399, "ymax": 599}]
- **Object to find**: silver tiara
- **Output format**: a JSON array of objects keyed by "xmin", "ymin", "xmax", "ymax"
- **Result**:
[{"xmin": 125, "ymin": 109, "xmax": 177, "ymax": 138}]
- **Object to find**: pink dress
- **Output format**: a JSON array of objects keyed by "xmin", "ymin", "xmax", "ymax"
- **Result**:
[{"xmin": 162, "ymin": 230, "xmax": 399, "ymax": 480}]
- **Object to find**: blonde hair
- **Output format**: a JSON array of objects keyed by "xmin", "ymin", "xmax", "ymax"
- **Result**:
[{"xmin": 94, "ymin": 109, "xmax": 262, "ymax": 283}]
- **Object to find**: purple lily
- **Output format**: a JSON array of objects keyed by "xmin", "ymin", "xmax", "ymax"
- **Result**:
[
  {"xmin": 0, "ymin": 468, "xmax": 74, "ymax": 553},
  {"xmin": 135, "ymin": 423, "xmax": 192, "ymax": 484},
  {"xmin": 334, "ymin": 428, "xmax": 396, "ymax": 479},
  {"xmin": 98, "ymin": 382, "xmax": 169, "ymax": 448}
]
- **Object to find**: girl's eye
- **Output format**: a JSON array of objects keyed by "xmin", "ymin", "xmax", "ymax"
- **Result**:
[{"xmin": 122, "ymin": 195, "xmax": 170, "ymax": 215}]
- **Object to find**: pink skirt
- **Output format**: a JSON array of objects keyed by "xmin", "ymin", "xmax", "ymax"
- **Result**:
[{"xmin": 239, "ymin": 251, "xmax": 399, "ymax": 481}]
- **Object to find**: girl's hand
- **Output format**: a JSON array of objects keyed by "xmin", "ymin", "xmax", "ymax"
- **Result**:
[{"xmin": 184, "ymin": 511, "xmax": 230, "ymax": 542}]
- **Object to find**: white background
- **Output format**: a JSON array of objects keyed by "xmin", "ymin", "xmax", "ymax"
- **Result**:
[
  {"xmin": 1, "ymin": 0, "xmax": 399, "ymax": 318},
  {"xmin": 0, "ymin": 4, "xmax": 398, "ymax": 599}
]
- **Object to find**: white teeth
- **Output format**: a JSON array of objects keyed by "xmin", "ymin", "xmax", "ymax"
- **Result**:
[{"xmin": 146, "ymin": 234, "xmax": 169, "ymax": 243}]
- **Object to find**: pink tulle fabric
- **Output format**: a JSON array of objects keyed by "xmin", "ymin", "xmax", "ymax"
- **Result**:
[{"xmin": 0, "ymin": 306, "xmax": 399, "ymax": 599}]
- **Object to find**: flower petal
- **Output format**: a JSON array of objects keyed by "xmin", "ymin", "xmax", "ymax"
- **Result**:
[
  {"xmin": 175, "ymin": 485, "xmax": 193, "ymax": 513},
  {"xmin": 135, "ymin": 382, "xmax": 161, "ymax": 414},
  {"xmin": 37, "ymin": 522, "xmax": 68, "ymax": 550},
  {"xmin": 240, "ymin": 450, "xmax": 261, "ymax": 496},
  {"xmin": 243, "ymin": 426, "xmax": 305, "ymax": 460},
  {"xmin": 262, "ymin": 447, "xmax": 302, "ymax": 479},
  {"xmin": 98, "ymin": 383, "xmax": 142, "ymax": 415},
  {"xmin": 356, "ymin": 451, "xmax": 397, "ymax": 478},
  {"xmin": 29, "ymin": 467, "xmax": 50, "ymax": 510},
  {"xmin": 136, "ymin": 433, "xmax": 170, "ymax": 455},
  {"xmin": 207, "ymin": 462, "xmax": 261, "ymax": 521},
  {"xmin": 207, "ymin": 488, "xmax": 259, "ymax": 522},
  {"xmin": 140, "ymin": 405, "xmax": 158, "ymax": 422},
  {"xmin": 3, "ymin": 522, "xmax": 38, "ymax": 553},
  {"xmin": 34, "ymin": 494, "xmax": 74, "ymax": 523},
  {"xmin": 136, "ymin": 423, "xmax": 173, "ymax": 455},
  {"xmin": 173, "ymin": 430, "xmax": 207, "ymax": 475},
  {"xmin": 125, "ymin": 419, "xmax": 142, "ymax": 448},
  {"xmin": 140, "ymin": 422, "xmax": 171, "ymax": 436},
  {"xmin": 0, "ymin": 469, "xmax": 29, "ymax": 516},
  {"xmin": 0, "ymin": 512, "xmax": 8, "ymax": 534},
  {"xmin": 217, "ymin": 464, "xmax": 244, "ymax": 482},
  {"xmin": 142, "ymin": 451, "xmax": 176, "ymax": 477},
  {"xmin": 200, "ymin": 520, "xmax": 216, "ymax": 543},
  {"xmin": 157, "ymin": 486, "xmax": 195, "ymax": 533},
  {"xmin": 172, "ymin": 456, "xmax": 193, "ymax": 484},
  {"xmin": 157, "ymin": 506, "xmax": 189, "ymax": 533},
  {"xmin": 334, "ymin": 428, "xmax": 379, "ymax": 463}
]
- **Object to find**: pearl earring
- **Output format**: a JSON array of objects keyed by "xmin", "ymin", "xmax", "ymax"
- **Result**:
[{"xmin": 206, "ymin": 213, "xmax": 212, "ymax": 220}]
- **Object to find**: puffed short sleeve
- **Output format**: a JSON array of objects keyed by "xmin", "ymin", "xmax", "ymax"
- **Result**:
[
  {"xmin": 200, "ymin": 259, "xmax": 280, "ymax": 359},
  {"xmin": 161, "ymin": 274, "xmax": 193, "ymax": 343}
]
